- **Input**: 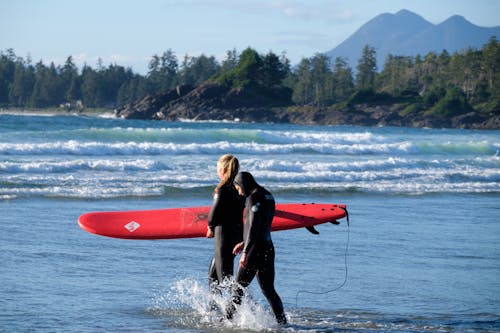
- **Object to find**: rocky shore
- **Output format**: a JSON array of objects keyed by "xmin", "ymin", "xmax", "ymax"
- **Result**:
[{"xmin": 114, "ymin": 83, "xmax": 499, "ymax": 130}]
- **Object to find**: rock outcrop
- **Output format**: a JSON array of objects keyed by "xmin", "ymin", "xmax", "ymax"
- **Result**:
[
  {"xmin": 115, "ymin": 83, "xmax": 499, "ymax": 129},
  {"xmin": 116, "ymin": 82, "xmax": 292, "ymax": 122}
]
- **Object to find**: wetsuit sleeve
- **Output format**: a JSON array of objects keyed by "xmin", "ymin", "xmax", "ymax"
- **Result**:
[
  {"xmin": 208, "ymin": 187, "xmax": 227, "ymax": 230},
  {"xmin": 242, "ymin": 194, "xmax": 262, "ymax": 255},
  {"xmin": 235, "ymin": 195, "xmax": 245, "ymax": 244}
]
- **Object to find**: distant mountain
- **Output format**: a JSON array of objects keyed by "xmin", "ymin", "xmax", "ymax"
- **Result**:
[{"xmin": 325, "ymin": 9, "xmax": 500, "ymax": 71}]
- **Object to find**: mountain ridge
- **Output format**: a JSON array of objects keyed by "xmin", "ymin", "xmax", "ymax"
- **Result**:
[{"xmin": 326, "ymin": 9, "xmax": 500, "ymax": 70}]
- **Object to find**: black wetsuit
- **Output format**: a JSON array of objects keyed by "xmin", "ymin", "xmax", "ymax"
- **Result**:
[
  {"xmin": 207, "ymin": 184, "xmax": 244, "ymax": 287},
  {"xmin": 228, "ymin": 172, "xmax": 286, "ymax": 324}
]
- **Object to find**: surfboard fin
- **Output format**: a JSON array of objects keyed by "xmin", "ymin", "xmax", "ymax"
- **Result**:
[
  {"xmin": 329, "ymin": 220, "xmax": 340, "ymax": 225},
  {"xmin": 306, "ymin": 226, "xmax": 320, "ymax": 234}
]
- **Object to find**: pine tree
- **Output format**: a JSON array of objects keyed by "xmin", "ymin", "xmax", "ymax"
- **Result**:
[
  {"xmin": 356, "ymin": 45, "xmax": 377, "ymax": 90},
  {"xmin": 331, "ymin": 57, "xmax": 354, "ymax": 102}
]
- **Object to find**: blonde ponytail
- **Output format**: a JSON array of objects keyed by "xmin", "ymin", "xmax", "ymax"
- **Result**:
[{"xmin": 215, "ymin": 154, "xmax": 239, "ymax": 193}]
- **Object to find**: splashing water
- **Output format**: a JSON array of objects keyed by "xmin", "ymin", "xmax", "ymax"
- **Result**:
[{"xmin": 149, "ymin": 278, "xmax": 278, "ymax": 331}]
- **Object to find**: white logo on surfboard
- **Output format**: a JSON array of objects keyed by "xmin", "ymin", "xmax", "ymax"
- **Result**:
[{"xmin": 124, "ymin": 221, "xmax": 141, "ymax": 232}]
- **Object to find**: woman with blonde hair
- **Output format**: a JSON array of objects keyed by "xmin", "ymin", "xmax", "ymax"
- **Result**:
[{"xmin": 206, "ymin": 154, "xmax": 244, "ymax": 293}]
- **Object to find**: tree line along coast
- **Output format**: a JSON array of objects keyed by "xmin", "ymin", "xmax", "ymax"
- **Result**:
[{"xmin": 0, "ymin": 36, "xmax": 498, "ymax": 129}]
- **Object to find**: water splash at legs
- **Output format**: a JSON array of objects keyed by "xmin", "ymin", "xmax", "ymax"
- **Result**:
[{"xmin": 150, "ymin": 278, "xmax": 278, "ymax": 330}]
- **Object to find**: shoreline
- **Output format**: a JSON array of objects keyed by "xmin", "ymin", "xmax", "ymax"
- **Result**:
[
  {"xmin": 2, "ymin": 107, "xmax": 499, "ymax": 130},
  {"xmin": 0, "ymin": 108, "xmax": 116, "ymax": 118}
]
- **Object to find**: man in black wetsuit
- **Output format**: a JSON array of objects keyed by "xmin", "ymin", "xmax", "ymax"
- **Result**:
[{"xmin": 226, "ymin": 171, "xmax": 287, "ymax": 325}]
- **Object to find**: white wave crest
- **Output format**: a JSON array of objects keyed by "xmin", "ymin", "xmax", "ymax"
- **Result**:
[
  {"xmin": 258, "ymin": 130, "xmax": 383, "ymax": 144},
  {"xmin": 0, "ymin": 140, "xmax": 415, "ymax": 156},
  {"xmin": 0, "ymin": 159, "xmax": 165, "ymax": 173}
]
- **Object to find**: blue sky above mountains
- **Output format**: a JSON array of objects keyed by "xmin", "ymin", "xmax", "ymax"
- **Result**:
[{"xmin": 1, "ymin": 0, "xmax": 498, "ymax": 74}]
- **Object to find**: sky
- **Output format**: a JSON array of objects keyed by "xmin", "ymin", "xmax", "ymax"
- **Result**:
[{"xmin": 1, "ymin": 0, "xmax": 499, "ymax": 74}]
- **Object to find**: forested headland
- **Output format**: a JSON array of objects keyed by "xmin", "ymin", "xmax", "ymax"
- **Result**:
[{"xmin": 0, "ymin": 37, "xmax": 498, "ymax": 128}]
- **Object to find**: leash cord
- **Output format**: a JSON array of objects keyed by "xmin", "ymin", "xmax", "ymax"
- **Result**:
[{"xmin": 295, "ymin": 218, "xmax": 350, "ymax": 307}]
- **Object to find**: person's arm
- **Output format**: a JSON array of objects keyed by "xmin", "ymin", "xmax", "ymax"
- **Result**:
[
  {"xmin": 206, "ymin": 188, "xmax": 226, "ymax": 237},
  {"xmin": 232, "ymin": 242, "xmax": 244, "ymax": 254},
  {"xmin": 232, "ymin": 241, "xmax": 248, "ymax": 267},
  {"xmin": 239, "ymin": 252, "xmax": 248, "ymax": 268},
  {"xmin": 242, "ymin": 196, "xmax": 261, "ymax": 256}
]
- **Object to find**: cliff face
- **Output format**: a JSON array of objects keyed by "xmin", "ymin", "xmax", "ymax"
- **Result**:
[{"xmin": 115, "ymin": 83, "xmax": 499, "ymax": 129}]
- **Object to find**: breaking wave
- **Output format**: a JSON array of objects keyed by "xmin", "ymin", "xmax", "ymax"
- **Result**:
[
  {"xmin": 1, "ymin": 140, "xmax": 498, "ymax": 156},
  {"xmin": 1, "ymin": 114, "xmax": 499, "ymax": 200}
]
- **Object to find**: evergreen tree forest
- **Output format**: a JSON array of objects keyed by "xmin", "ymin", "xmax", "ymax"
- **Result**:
[{"xmin": 0, "ymin": 36, "xmax": 498, "ymax": 116}]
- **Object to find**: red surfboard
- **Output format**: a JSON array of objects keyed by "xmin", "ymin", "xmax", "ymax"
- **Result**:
[{"xmin": 78, "ymin": 203, "xmax": 347, "ymax": 240}]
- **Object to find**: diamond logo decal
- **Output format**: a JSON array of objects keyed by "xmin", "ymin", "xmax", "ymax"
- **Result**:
[{"xmin": 124, "ymin": 221, "xmax": 141, "ymax": 232}]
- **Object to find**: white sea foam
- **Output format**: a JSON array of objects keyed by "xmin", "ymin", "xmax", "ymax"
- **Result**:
[
  {"xmin": 1, "ymin": 114, "xmax": 499, "ymax": 199},
  {"xmin": 0, "ymin": 159, "xmax": 166, "ymax": 173},
  {"xmin": 2, "ymin": 151, "xmax": 499, "ymax": 199},
  {"xmin": 0, "ymin": 184, "xmax": 167, "ymax": 199},
  {"xmin": 258, "ymin": 129, "xmax": 383, "ymax": 144},
  {"xmin": 3, "ymin": 139, "xmax": 498, "ymax": 157},
  {"xmin": 0, "ymin": 140, "xmax": 418, "ymax": 156},
  {"xmin": 2, "ymin": 165, "xmax": 498, "ymax": 199},
  {"xmin": 150, "ymin": 278, "xmax": 277, "ymax": 330}
]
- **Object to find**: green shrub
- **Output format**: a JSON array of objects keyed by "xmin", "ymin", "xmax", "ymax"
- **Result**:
[{"xmin": 427, "ymin": 88, "xmax": 473, "ymax": 116}]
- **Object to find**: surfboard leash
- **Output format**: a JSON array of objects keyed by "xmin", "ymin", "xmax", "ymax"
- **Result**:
[{"xmin": 294, "ymin": 206, "xmax": 350, "ymax": 307}]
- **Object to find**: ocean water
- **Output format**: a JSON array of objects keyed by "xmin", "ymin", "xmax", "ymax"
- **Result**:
[{"xmin": 1, "ymin": 112, "xmax": 499, "ymax": 332}]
